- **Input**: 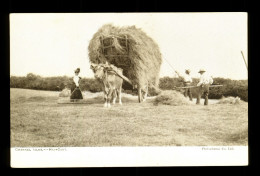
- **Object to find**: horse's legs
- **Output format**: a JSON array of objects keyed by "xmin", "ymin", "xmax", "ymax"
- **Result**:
[
  {"xmin": 112, "ymin": 89, "xmax": 117, "ymax": 104},
  {"xmin": 118, "ymin": 87, "xmax": 122, "ymax": 105},
  {"xmin": 107, "ymin": 89, "xmax": 113, "ymax": 108}
]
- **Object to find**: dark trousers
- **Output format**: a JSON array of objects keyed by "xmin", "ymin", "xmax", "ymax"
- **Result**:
[
  {"xmin": 184, "ymin": 83, "xmax": 193, "ymax": 101},
  {"xmin": 196, "ymin": 84, "xmax": 210, "ymax": 105}
]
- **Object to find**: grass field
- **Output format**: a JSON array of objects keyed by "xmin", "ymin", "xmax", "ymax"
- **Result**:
[{"xmin": 10, "ymin": 88, "xmax": 248, "ymax": 147}]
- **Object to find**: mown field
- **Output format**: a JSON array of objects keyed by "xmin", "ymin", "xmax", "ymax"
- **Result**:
[{"xmin": 10, "ymin": 88, "xmax": 248, "ymax": 147}]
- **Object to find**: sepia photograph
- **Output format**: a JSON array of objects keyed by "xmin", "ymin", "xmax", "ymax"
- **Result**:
[{"xmin": 10, "ymin": 13, "xmax": 248, "ymax": 167}]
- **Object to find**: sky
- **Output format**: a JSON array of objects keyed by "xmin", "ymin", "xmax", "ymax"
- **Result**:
[{"xmin": 10, "ymin": 13, "xmax": 248, "ymax": 80}]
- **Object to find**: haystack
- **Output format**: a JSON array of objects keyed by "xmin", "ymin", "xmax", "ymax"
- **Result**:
[
  {"xmin": 218, "ymin": 96, "xmax": 241, "ymax": 105},
  {"xmin": 153, "ymin": 90, "xmax": 191, "ymax": 106},
  {"xmin": 88, "ymin": 24, "xmax": 162, "ymax": 88}
]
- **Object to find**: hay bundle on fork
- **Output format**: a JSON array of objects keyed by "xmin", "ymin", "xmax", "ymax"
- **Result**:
[{"xmin": 88, "ymin": 24, "xmax": 162, "ymax": 102}]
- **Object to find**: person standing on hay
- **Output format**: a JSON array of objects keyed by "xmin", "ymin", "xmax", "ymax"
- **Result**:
[
  {"xmin": 196, "ymin": 69, "xmax": 213, "ymax": 105},
  {"xmin": 70, "ymin": 68, "xmax": 83, "ymax": 101},
  {"xmin": 175, "ymin": 69, "xmax": 193, "ymax": 101}
]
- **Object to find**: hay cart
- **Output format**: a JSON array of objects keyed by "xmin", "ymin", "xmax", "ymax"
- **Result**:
[
  {"xmin": 99, "ymin": 35, "xmax": 133, "ymax": 82},
  {"xmin": 88, "ymin": 24, "xmax": 162, "ymax": 102},
  {"xmin": 98, "ymin": 35, "xmax": 142, "ymax": 101}
]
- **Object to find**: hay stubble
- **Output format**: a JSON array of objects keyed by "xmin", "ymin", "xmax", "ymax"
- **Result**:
[{"xmin": 11, "ymin": 88, "xmax": 248, "ymax": 147}]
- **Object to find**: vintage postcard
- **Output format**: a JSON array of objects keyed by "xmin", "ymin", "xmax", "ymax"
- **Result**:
[{"xmin": 10, "ymin": 13, "xmax": 248, "ymax": 167}]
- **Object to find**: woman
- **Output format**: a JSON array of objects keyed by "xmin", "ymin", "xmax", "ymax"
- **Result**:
[{"xmin": 70, "ymin": 68, "xmax": 83, "ymax": 101}]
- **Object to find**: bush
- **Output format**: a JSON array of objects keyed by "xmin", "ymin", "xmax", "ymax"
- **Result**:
[
  {"xmin": 208, "ymin": 78, "xmax": 248, "ymax": 101},
  {"xmin": 10, "ymin": 74, "xmax": 248, "ymax": 102},
  {"xmin": 79, "ymin": 78, "xmax": 103, "ymax": 92}
]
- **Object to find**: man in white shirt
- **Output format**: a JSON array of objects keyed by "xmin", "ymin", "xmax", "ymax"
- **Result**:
[
  {"xmin": 176, "ymin": 69, "xmax": 193, "ymax": 101},
  {"xmin": 196, "ymin": 69, "xmax": 213, "ymax": 105}
]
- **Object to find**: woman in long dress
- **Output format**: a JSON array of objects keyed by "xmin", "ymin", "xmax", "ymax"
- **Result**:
[{"xmin": 70, "ymin": 68, "xmax": 83, "ymax": 101}]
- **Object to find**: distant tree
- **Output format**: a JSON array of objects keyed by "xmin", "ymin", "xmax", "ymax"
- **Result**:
[{"xmin": 26, "ymin": 73, "xmax": 38, "ymax": 81}]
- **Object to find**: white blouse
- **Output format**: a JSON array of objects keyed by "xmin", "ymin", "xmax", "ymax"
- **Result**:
[{"xmin": 73, "ymin": 75, "xmax": 80, "ymax": 87}]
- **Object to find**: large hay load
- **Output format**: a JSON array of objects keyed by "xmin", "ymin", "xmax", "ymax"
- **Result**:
[{"xmin": 88, "ymin": 24, "xmax": 162, "ymax": 102}]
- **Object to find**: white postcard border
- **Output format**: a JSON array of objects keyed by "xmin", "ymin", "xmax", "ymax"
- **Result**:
[{"xmin": 11, "ymin": 146, "xmax": 248, "ymax": 167}]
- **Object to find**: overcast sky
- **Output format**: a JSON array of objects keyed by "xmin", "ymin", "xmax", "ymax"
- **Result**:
[{"xmin": 10, "ymin": 13, "xmax": 247, "ymax": 80}]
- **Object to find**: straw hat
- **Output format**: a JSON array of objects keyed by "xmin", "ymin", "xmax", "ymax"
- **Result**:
[
  {"xmin": 198, "ymin": 69, "xmax": 206, "ymax": 73},
  {"xmin": 74, "ymin": 68, "xmax": 80, "ymax": 73}
]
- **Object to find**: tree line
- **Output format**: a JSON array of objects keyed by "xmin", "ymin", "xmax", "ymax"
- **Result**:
[
  {"xmin": 157, "ymin": 77, "xmax": 248, "ymax": 101},
  {"xmin": 10, "ymin": 73, "xmax": 248, "ymax": 101}
]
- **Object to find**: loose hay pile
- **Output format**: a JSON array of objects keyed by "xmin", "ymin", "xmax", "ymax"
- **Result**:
[
  {"xmin": 218, "ymin": 96, "xmax": 241, "ymax": 105},
  {"xmin": 153, "ymin": 90, "xmax": 191, "ymax": 106},
  {"xmin": 88, "ymin": 24, "xmax": 162, "ymax": 88},
  {"xmin": 59, "ymin": 88, "xmax": 71, "ymax": 97}
]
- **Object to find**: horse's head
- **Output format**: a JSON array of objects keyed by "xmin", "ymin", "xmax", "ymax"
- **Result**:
[{"xmin": 90, "ymin": 63, "xmax": 105, "ymax": 79}]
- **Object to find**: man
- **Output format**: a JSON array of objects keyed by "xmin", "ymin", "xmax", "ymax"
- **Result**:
[
  {"xmin": 175, "ymin": 69, "xmax": 193, "ymax": 101},
  {"xmin": 196, "ymin": 69, "xmax": 213, "ymax": 105}
]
